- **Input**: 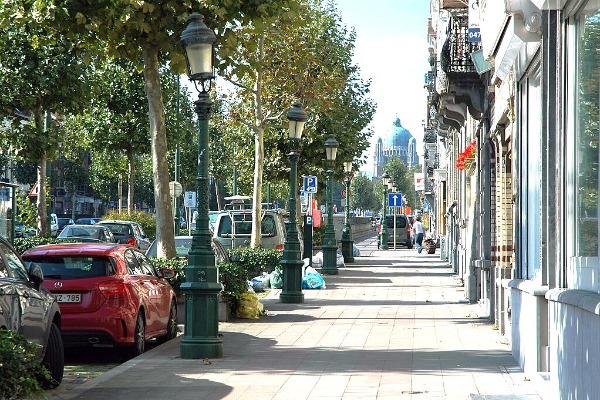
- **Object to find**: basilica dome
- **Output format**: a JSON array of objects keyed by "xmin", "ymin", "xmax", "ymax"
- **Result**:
[{"xmin": 384, "ymin": 118, "xmax": 413, "ymax": 149}]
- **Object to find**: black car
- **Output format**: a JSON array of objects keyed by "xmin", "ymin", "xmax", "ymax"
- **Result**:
[
  {"xmin": 0, "ymin": 237, "xmax": 64, "ymax": 387},
  {"xmin": 98, "ymin": 220, "xmax": 152, "ymax": 251}
]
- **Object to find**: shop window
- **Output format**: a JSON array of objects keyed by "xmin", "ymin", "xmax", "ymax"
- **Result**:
[{"xmin": 574, "ymin": 6, "xmax": 600, "ymax": 257}]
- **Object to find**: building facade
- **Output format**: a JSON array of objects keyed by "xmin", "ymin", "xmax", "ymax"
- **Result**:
[{"xmin": 427, "ymin": 0, "xmax": 600, "ymax": 397}]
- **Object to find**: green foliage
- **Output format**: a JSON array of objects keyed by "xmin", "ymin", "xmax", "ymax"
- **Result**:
[
  {"xmin": 350, "ymin": 172, "xmax": 380, "ymax": 214},
  {"xmin": 218, "ymin": 261, "xmax": 249, "ymax": 313},
  {"xmin": 13, "ymin": 237, "xmax": 61, "ymax": 255},
  {"xmin": 382, "ymin": 157, "xmax": 421, "ymax": 212},
  {"xmin": 102, "ymin": 209, "xmax": 156, "ymax": 238},
  {"xmin": 312, "ymin": 225, "xmax": 324, "ymax": 247},
  {"xmin": 228, "ymin": 247, "xmax": 283, "ymax": 277},
  {"xmin": 151, "ymin": 257, "xmax": 187, "ymax": 286},
  {"xmin": 15, "ymin": 189, "xmax": 38, "ymax": 228},
  {"xmin": 0, "ymin": 330, "xmax": 51, "ymax": 399}
]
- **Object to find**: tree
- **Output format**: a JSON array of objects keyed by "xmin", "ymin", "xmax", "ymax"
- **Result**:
[
  {"xmin": 383, "ymin": 157, "xmax": 421, "ymax": 212},
  {"xmin": 218, "ymin": 0, "xmax": 374, "ymax": 247},
  {"xmin": 0, "ymin": 21, "xmax": 88, "ymax": 236},
  {"xmin": 7, "ymin": 0, "xmax": 300, "ymax": 257},
  {"xmin": 350, "ymin": 173, "xmax": 379, "ymax": 215}
]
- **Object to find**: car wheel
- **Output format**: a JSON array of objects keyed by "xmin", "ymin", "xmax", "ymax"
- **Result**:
[
  {"xmin": 41, "ymin": 322, "xmax": 64, "ymax": 389},
  {"xmin": 158, "ymin": 301, "xmax": 178, "ymax": 344},
  {"xmin": 123, "ymin": 312, "xmax": 145, "ymax": 359}
]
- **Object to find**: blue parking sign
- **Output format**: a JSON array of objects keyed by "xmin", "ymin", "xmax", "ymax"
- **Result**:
[{"xmin": 303, "ymin": 175, "xmax": 317, "ymax": 193}]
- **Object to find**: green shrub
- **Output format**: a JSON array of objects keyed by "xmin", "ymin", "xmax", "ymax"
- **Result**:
[
  {"xmin": 151, "ymin": 257, "xmax": 187, "ymax": 287},
  {"xmin": 13, "ymin": 236, "xmax": 61, "ymax": 255},
  {"xmin": 0, "ymin": 330, "xmax": 51, "ymax": 399},
  {"xmin": 218, "ymin": 261, "xmax": 249, "ymax": 314},
  {"xmin": 102, "ymin": 210, "xmax": 156, "ymax": 238},
  {"xmin": 310, "ymin": 225, "xmax": 324, "ymax": 247},
  {"xmin": 228, "ymin": 247, "xmax": 283, "ymax": 277}
]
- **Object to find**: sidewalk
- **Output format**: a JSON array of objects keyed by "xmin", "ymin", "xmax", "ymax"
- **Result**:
[{"xmin": 46, "ymin": 241, "xmax": 550, "ymax": 400}]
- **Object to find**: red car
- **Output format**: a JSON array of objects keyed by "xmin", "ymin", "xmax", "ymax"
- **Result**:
[{"xmin": 21, "ymin": 243, "xmax": 178, "ymax": 359}]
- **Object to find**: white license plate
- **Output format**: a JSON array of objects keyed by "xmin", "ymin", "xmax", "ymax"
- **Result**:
[{"xmin": 54, "ymin": 293, "xmax": 81, "ymax": 303}]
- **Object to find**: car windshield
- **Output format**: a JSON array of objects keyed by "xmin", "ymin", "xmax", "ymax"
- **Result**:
[{"xmin": 25, "ymin": 256, "xmax": 116, "ymax": 280}]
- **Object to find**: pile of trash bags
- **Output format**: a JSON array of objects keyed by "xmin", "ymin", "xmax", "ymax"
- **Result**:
[{"xmin": 311, "ymin": 249, "xmax": 345, "ymax": 269}]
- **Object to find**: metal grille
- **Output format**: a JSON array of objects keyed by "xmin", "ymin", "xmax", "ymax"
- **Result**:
[{"xmin": 441, "ymin": 13, "xmax": 478, "ymax": 74}]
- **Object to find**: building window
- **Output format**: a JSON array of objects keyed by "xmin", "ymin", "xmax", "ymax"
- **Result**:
[
  {"xmin": 574, "ymin": 6, "xmax": 600, "ymax": 257},
  {"xmin": 519, "ymin": 61, "xmax": 542, "ymax": 280}
]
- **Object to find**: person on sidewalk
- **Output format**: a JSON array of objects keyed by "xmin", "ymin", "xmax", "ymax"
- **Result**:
[{"xmin": 412, "ymin": 216, "xmax": 425, "ymax": 253}]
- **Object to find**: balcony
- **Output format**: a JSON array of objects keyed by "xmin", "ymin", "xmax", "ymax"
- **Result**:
[{"xmin": 436, "ymin": 10, "xmax": 485, "ymax": 127}]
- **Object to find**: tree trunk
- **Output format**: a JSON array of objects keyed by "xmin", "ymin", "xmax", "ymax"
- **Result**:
[
  {"xmin": 127, "ymin": 150, "xmax": 134, "ymax": 213},
  {"xmin": 142, "ymin": 43, "xmax": 174, "ymax": 258},
  {"xmin": 37, "ymin": 152, "xmax": 48, "ymax": 237},
  {"xmin": 251, "ymin": 35, "xmax": 265, "ymax": 248},
  {"xmin": 34, "ymin": 108, "xmax": 48, "ymax": 237}
]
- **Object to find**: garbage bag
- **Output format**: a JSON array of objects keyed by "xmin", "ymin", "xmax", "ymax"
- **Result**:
[
  {"xmin": 353, "ymin": 244, "xmax": 361, "ymax": 257},
  {"xmin": 236, "ymin": 292, "xmax": 263, "ymax": 319},
  {"xmin": 303, "ymin": 271, "xmax": 326, "ymax": 289},
  {"xmin": 270, "ymin": 268, "xmax": 283, "ymax": 289},
  {"xmin": 312, "ymin": 251, "xmax": 323, "ymax": 268},
  {"xmin": 302, "ymin": 265, "xmax": 325, "ymax": 289},
  {"xmin": 251, "ymin": 272, "xmax": 270, "ymax": 292}
]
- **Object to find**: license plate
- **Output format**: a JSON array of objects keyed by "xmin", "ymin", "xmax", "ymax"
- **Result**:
[{"xmin": 54, "ymin": 293, "xmax": 81, "ymax": 303}]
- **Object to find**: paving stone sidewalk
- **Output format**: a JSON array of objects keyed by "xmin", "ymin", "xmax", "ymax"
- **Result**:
[{"xmin": 45, "ymin": 245, "xmax": 551, "ymax": 400}]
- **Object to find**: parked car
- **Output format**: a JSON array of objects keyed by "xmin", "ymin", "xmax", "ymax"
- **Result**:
[
  {"xmin": 212, "ymin": 209, "xmax": 287, "ymax": 250},
  {"xmin": 146, "ymin": 236, "xmax": 230, "ymax": 264},
  {"xmin": 75, "ymin": 217, "xmax": 102, "ymax": 225},
  {"xmin": 50, "ymin": 213, "xmax": 58, "ymax": 237},
  {"xmin": 378, "ymin": 214, "xmax": 413, "ymax": 249},
  {"xmin": 15, "ymin": 221, "xmax": 36, "ymax": 238},
  {"xmin": 97, "ymin": 220, "xmax": 151, "ymax": 252},
  {"xmin": 56, "ymin": 217, "xmax": 74, "ymax": 235},
  {"xmin": 0, "ymin": 237, "xmax": 64, "ymax": 387},
  {"xmin": 21, "ymin": 243, "xmax": 177, "ymax": 358},
  {"xmin": 57, "ymin": 224, "xmax": 115, "ymax": 243}
]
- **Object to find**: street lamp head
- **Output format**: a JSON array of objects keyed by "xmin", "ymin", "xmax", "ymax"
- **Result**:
[
  {"xmin": 324, "ymin": 134, "xmax": 339, "ymax": 162},
  {"xmin": 344, "ymin": 161, "xmax": 353, "ymax": 174},
  {"xmin": 287, "ymin": 101, "xmax": 307, "ymax": 141},
  {"xmin": 381, "ymin": 172, "xmax": 390, "ymax": 187},
  {"xmin": 180, "ymin": 13, "xmax": 216, "ymax": 86},
  {"xmin": 387, "ymin": 180, "xmax": 394, "ymax": 190}
]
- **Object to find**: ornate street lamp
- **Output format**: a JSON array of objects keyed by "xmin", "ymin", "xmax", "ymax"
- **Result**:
[
  {"xmin": 179, "ymin": 13, "xmax": 222, "ymax": 359},
  {"xmin": 380, "ymin": 172, "xmax": 390, "ymax": 250},
  {"xmin": 321, "ymin": 134, "xmax": 339, "ymax": 275},
  {"xmin": 341, "ymin": 160, "xmax": 354, "ymax": 263},
  {"xmin": 280, "ymin": 101, "xmax": 308, "ymax": 304}
]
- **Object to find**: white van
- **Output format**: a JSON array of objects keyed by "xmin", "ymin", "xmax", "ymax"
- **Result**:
[
  {"xmin": 50, "ymin": 213, "xmax": 58, "ymax": 237},
  {"xmin": 212, "ymin": 209, "xmax": 287, "ymax": 250}
]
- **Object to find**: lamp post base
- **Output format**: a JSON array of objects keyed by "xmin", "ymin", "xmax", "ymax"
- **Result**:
[
  {"xmin": 341, "ymin": 236, "xmax": 354, "ymax": 263},
  {"xmin": 180, "ymin": 282, "xmax": 223, "ymax": 359},
  {"xmin": 321, "ymin": 242, "xmax": 338, "ymax": 275},
  {"xmin": 280, "ymin": 257, "xmax": 305, "ymax": 303}
]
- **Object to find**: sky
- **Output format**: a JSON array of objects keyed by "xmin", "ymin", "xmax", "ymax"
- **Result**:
[{"xmin": 334, "ymin": 1, "xmax": 431, "ymax": 176}]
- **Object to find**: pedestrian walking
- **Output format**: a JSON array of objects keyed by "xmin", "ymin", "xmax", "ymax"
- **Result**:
[{"xmin": 413, "ymin": 216, "xmax": 425, "ymax": 253}]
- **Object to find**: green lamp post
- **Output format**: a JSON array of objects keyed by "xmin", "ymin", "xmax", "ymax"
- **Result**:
[
  {"xmin": 280, "ymin": 101, "xmax": 308, "ymax": 304},
  {"xmin": 179, "ymin": 13, "xmax": 223, "ymax": 359},
  {"xmin": 321, "ymin": 134, "xmax": 339, "ymax": 275},
  {"xmin": 340, "ymin": 160, "xmax": 354, "ymax": 263},
  {"xmin": 380, "ymin": 172, "xmax": 390, "ymax": 250}
]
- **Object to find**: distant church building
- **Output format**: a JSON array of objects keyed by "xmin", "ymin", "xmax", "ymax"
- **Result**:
[{"xmin": 373, "ymin": 117, "xmax": 419, "ymax": 177}]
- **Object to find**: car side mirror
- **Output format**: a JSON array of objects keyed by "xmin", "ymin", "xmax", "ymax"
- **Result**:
[
  {"xmin": 27, "ymin": 263, "xmax": 44, "ymax": 284},
  {"xmin": 161, "ymin": 268, "xmax": 175, "ymax": 279}
]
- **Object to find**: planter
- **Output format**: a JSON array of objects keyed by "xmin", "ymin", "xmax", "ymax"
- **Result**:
[
  {"xmin": 176, "ymin": 295, "xmax": 232, "ymax": 325},
  {"xmin": 424, "ymin": 239, "xmax": 436, "ymax": 254}
]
